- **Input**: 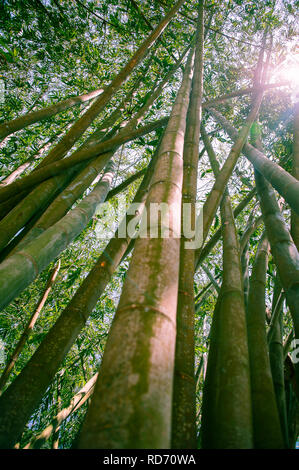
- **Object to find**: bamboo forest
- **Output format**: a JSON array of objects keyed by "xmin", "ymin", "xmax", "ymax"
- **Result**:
[{"xmin": 0, "ymin": 0, "xmax": 298, "ymax": 452}]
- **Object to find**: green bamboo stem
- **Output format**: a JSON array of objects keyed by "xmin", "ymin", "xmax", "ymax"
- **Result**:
[
  {"xmin": 269, "ymin": 275, "xmax": 289, "ymax": 447},
  {"xmin": 0, "ymin": 88, "xmax": 104, "ymax": 141},
  {"xmin": 251, "ymin": 124, "xmax": 299, "ymax": 400},
  {"xmin": 200, "ymin": 91, "xmax": 263, "ymax": 247},
  {"xmin": 208, "ymin": 107, "xmax": 299, "ymax": 216},
  {"xmin": 291, "ymin": 102, "xmax": 299, "ymax": 249}
]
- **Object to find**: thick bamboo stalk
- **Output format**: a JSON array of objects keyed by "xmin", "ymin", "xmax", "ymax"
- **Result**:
[
  {"xmin": 0, "ymin": 260, "xmax": 61, "ymax": 392},
  {"xmin": 0, "ymin": 168, "xmax": 80, "ymax": 254},
  {"xmin": 195, "ymin": 187, "xmax": 256, "ymax": 269},
  {"xmin": 171, "ymin": 0, "xmax": 204, "ymax": 450},
  {"xmin": 0, "ymin": 144, "xmax": 158, "ymax": 448},
  {"xmin": 77, "ymin": 47, "xmax": 196, "ymax": 450},
  {"xmin": 246, "ymin": 233, "xmax": 284, "ymax": 448},
  {"xmin": 291, "ymin": 102, "xmax": 299, "ymax": 249}
]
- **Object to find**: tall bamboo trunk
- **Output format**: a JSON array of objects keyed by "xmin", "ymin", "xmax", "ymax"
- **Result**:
[
  {"xmin": 77, "ymin": 45, "xmax": 196, "ymax": 450},
  {"xmin": 171, "ymin": 0, "xmax": 204, "ymax": 449},
  {"xmin": 199, "ymin": 126, "xmax": 253, "ymax": 448},
  {"xmin": 201, "ymin": 192, "xmax": 253, "ymax": 448},
  {"xmin": 208, "ymin": 107, "xmax": 299, "ymax": 216},
  {"xmin": 246, "ymin": 232, "xmax": 284, "ymax": 448}
]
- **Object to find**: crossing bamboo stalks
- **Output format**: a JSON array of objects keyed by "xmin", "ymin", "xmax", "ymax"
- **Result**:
[
  {"xmin": 25, "ymin": 0, "xmax": 187, "ymax": 168},
  {"xmin": 171, "ymin": 0, "xmax": 204, "ymax": 450},
  {"xmin": 0, "ymin": 143, "xmax": 159, "ymax": 448},
  {"xmin": 0, "ymin": 260, "xmax": 61, "ymax": 392},
  {"xmin": 0, "ymin": 88, "xmax": 104, "ymax": 141},
  {"xmin": 199, "ymin": 117, "xmax": 253, "ymax": 448},
  {"xmin": 208, "ymin": 107, "xmax": 299, "ymax": 216},
  {"xmin": 0, "ymin": 116, "xmax": 168, "ymax": 203},
  {"xmin": 77, "ymin": 46, "xmax": 196, "ymax": 450},
  {"xmin": 24, "ymin": 373, "xmax": 98, "ymax": 449},
  {"xmin": 0, "ymin": 117, "xmax": 167, "ymax": 253},
  {"xmin": 5, "ymin": 53, "xmax": 180, "ymax": 256},
  {"xmin": 0, "ymin": 167, "xmax": 81, "ymax": 255},
  {"xmin": 199, "ymin": 91, "xmax": 263, "ymax": 248},
  {"xmin": 195, "ymin": 186, "xmax": 256, "ymax": 269},
  {"xmin": 251, "ymin": 123, "xmax": 299, "ymax": 398}
]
